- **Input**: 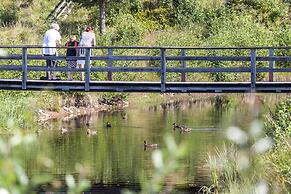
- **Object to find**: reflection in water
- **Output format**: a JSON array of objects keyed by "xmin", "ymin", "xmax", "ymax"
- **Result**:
[{"xmin": 24, "ymin": 94, "xmax": 285, "ymax": 193}]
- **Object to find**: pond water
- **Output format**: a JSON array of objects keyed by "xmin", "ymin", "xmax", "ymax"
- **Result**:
[{"xmin": 23, "ymin": 94, "xmax": 285, "ymax": 193}]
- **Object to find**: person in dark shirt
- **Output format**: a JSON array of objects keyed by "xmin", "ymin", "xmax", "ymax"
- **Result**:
[{"xmin": 65, "ymin": 35, "xmax": 78, "ymax": 81}]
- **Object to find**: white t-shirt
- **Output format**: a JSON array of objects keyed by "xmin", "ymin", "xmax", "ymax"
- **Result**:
[
  {"xmin": 77, "ymin": 31, "xmax": 96, "ymax": 65},
  {"xmin": 79, "ymin": 31, "xmax": 96, "ymax": 46},
  {"xmin": 42, "ymin": 29, "xmax": 61, "ymax": 55}
]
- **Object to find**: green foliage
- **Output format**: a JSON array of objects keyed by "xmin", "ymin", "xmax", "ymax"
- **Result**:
[
  {"xmin": 135, "ymin": 7, "xmax": 173, "ymax": 31},
  {"xmin": 0, "ymin": 8, "xmax": 18, "ymax": 26},
  {"xmin": 171, "ymin": 0, "xmax": 205, "ymax": 27},
  {"xmin": 265, "ymin": 98, "xmax": 291, "ymax": 141},
  {"xmin": 110, "ymin": 13, "xmax": 146, "ymax": 45},
  {"xmin": 0, "ymin": 130, "xmax": 90, "ymax": 194},
  {"xmin": 208, "ymin": 120, "xmax": 279, "ymax": 193},
  {"xmin": 0, "ymin": 91, "xmax": 35, "ymax": 131},
  {"xmin": 0, "ymin": 131, "xmax": 53, "ymax": 194},
  {"xmin": 202, "ymin": 12, "xmax": 284, "ymax": 81},
  {"xmin": 226, "ymin": 0, "xmax": 290, "ymax": 24},
  {"xmin": 264, "ymin": 98, "xmax": 291, "ymax": 185},
  {"xmin": 65, "ymin": 174, "xmax": 90, "ymax": 194}
]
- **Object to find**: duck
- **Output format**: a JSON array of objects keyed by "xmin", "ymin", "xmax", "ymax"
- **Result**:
[
  {"xmin": 87, "ymin": 129, "xmax": 97, "ymax": 136},
  {"xmin": 122, "ymin": 114, "xmax": 127, "ymax": 120},
  {"xmin": 60, "ymin": 128, "xmax": 68, "ymax": 134},
  {"xmin": 172, "ymin": 123, "xmax": 192, "ymax": 133},
  {"xmin": 106, "ymin": 122, "xmax": 112, "ymax": 128},
  {"xmin": 180, "ymin": 126, "xmax": 192, "ymax": 133},
  {"xmin": 172, "ymin": 123, "xmax": 182, "ymax": 130},
  {"xmin": 144, "ymin": 140, "xmax": 158, "ymax": 148}
]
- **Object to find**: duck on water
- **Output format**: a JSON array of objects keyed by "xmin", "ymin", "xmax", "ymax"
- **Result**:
[
  {"xmin": 87, "ymin": 129, "xmax": 97, "ymax": 136},
  {"xmin": 172, "ymin": 123, "xmax": 192, "ymax": 133},
  {"xmin": 143, "ymin": 140, "xmax": 158, "ymax": 148}
]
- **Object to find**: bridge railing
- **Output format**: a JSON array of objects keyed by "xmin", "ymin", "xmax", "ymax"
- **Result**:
[{"xmin": 0, "ymin": 46, "xmax": 290, "ymax": 91}]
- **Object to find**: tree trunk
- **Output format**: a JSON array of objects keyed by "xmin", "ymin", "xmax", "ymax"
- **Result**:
[{"xmin": 99, "ymin": 0, "xmax": 106, "ymax": 36}]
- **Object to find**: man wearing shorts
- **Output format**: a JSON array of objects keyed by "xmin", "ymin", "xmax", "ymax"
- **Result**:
[{"xmin": 42, "ymin": 23, "xmax": 61, "ymax": 80}]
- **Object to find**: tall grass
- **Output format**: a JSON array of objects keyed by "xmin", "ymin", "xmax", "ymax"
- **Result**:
[{"xmin": 207, "ymin": 97, "xmax": 291, "ymax": 194}]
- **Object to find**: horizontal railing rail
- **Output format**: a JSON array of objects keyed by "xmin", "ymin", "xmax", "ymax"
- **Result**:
[{"xmin": 0, "ymin": 45, "xmax": 290, "ymax": 92}]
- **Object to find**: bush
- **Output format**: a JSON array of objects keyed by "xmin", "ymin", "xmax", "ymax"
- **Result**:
[
  {"xmin": 265, "ymin": 98, "xmax": 291, "ymax": 185},
  {"xmin": 110, "ymin": 13, "xmax": 146, "ymax": 45}
]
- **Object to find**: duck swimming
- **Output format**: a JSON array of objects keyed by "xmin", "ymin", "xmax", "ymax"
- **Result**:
[
  {"xmin": 180, "ymin": 126, "xmax": 192, "ymax": 133},
  {"xmin": 87, "ymin": 129, "xmax": 97, "ymax": 136},
  {"xmin": 106, "ymin": 122, "xmax": 112, "ymax": 128},
  {"xmin": 173, "ymin": 123, "xmax": 182, "ymax": 130},
  {"xmin": 144, "ymin": 140, "xmax": 158, "ymax": 148},
  {"xmin": 172, "ymin": 123, "xmax": 192, "ymax": 133},
  {"xmin": 60, "ymin": 128, "xmax": 68, "ymax": 134}
]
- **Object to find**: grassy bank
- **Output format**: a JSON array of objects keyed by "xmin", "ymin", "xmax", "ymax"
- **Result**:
[{"xmin": 207, "ymin": 97, "xmax": 290, "ymax": 193}]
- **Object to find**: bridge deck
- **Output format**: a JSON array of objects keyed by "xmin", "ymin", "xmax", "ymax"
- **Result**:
[{"xmin": 0, "ymin": 79, "xmax": 289, "ymax": 93}]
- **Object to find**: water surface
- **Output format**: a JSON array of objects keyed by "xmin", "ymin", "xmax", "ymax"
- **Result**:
[{"xmin": 24, "ymin": 94, "xmax": 285, "ymax": 193}]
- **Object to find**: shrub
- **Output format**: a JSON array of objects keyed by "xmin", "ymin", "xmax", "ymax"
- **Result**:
[{"xmin": 110, "ymin": 13, "xmax": 146, "ymax": 45}]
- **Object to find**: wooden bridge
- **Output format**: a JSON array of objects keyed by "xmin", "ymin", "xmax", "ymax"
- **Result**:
[{"xmin": 0, "ymin": 46, "xmax": 290, "ymax": 93}]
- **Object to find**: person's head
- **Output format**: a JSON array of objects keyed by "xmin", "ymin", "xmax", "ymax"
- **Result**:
[
  {"xmin": 51, "ymin": 23, "xmax": 60, "ymax": 31},
  {"xmin": 69, "ymin": 35, "xmax": 76, "ymax": 41},
  {"xmin": 85, "ymin": 26, "xmax": 93, "ymax": 32}
]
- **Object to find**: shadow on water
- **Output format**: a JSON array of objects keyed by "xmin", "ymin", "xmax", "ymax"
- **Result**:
[{"xmin": 24, "ymin": 94, "xmax": 286, "ymax": 193}]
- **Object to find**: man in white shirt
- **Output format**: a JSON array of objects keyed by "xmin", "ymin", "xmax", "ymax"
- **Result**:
[{"xmin": 42, "ymin": 23, "xmax": 61, "ymax": 80}]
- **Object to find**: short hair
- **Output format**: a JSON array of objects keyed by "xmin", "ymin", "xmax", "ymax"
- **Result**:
[
  {"xmin": 86, "ymin": 26, "xmax": 93, "ymax": 32},
  {"xmin": 70, "ymin": 35, "xmax": 76, "ymax": 40},
  {"xmin": 51, "ymin": 23, "xmax": 60, "ymax": 31}
]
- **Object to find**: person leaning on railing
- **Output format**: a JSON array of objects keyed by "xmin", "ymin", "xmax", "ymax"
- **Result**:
[
  {"xmin": 65, "ymin": 35, "xmax": 79, "ymax": 81},
  {"xmin": 77, "ymin": 26, "xmax": 96, "ymax": 81},
  {"xmin": 42, "ymin": 23, "xmax": 62, "ymax": 80}
]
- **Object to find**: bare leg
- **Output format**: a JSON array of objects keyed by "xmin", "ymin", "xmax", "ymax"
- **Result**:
[
  {"xmin": 45, "ymin": 56, "xmax": 52, "ymax": 80},
  {"xmin": 79, "ymin": 63, "xmax": 84, "ymax": 81},
  {"xmin": 67, "ymin": 67, "xmax": 72, "ymax": 81},
  {"xmin": 52, "ymin": 59, "xmax": 57, "ymax": 80}
]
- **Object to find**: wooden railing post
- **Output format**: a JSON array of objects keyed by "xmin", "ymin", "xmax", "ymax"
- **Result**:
[
  {"xmin": 107, "ymin": 48, "xmax": 113, "ymax": 81},
  {"xmin": 160, "ymin": 48, "xmax": 166, "ymax": 92},
  {"xmin": 250, "ymin": 49, "xmax": 256, "ymax": 91},
  {"xmin": 85, "ymin": 48, "xmax": 91, "ymax": 91},
  {"xmin": 22, "ymin": 47, "xmax": 27, "ymax": 89},
  {"xmin": 268, "ymin": 48, "xmax": 274, "ymax": 82},
  {"xmin": 181, "ymin": 49, "xmax": 186, "ymax": 82}
]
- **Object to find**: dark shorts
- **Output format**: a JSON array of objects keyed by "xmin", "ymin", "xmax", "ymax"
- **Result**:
[{"xmin": 44, "ymin": 54, "xmax": 57, "ymax": 68}]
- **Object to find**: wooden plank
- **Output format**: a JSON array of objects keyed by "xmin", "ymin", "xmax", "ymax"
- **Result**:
[
  {"xmin": 90, "ymin": 67, "xmax": 160, "ymax": 72},
  {"xmin": 107, "ymin": 48, "xmax": 113, "ymax": 81},
  {"xmin": 85, "ymin": 48, "xmax": 90, "ymax": 91},
  {"xmin": 167, "ymin": 56, "xmax": 250, "ymax": 61},
  {"xmin": 257, "ymin": 56, "xmax": 291, "ymax": 62},
  {"xmin": 0, "ymin": 65, "xmax": 290, "ymax": 73},
  {"xmin": 269, "ymin": 48, "xmax": 274, "ymax": 82},
  {"xmin": 22, "ymin": 48, "xmax": 27, "ymax": 89},
  {"xmin": 0, "ymin": 45, "xmax": 290, "ymax": 50},
  {"xmin": 167, "ymin": 67, "xmax": 251, "ymax": 73},
  {"xmin": 251, "ymin": 49, "xmax": 256, "ymax": 91},
  {"xmin": 160, "ymin": 49, "xmax": 166, "ymax": 92},
  {"xmin": 181, "ymin": 49, "xmax": 186, "ymax": 82},
  {"xmin": 1, "ymin": 54, "xmax": 290, "ymax": 62}
]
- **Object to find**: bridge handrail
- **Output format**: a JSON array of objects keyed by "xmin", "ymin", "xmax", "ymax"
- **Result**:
[
  {"xmin": 0, "ymin": 46, "xmax": 290, "ymax": 92},
  {"xmin": 0, "ymin": 45, "xmax": 290, "ymax": 50}
]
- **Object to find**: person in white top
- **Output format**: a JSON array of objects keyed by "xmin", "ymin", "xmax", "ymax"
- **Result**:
[
  {"xmin": 77, "ymin": 26, "xmax": 96, "ymax": 81},
  {"xmin": 42, "ymin": 23, "xmax": 61, "ymax": 80}
]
